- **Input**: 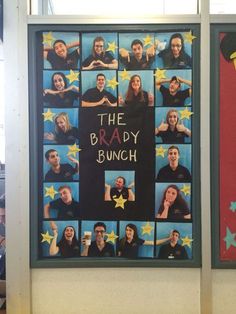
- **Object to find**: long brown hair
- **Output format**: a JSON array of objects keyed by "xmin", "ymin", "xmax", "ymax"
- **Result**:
[{"xmin": 125, "ymin": 75, "xmax": 145, "ymax": 103}]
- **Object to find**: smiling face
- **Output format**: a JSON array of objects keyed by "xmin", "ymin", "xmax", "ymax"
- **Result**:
[
  {"xmin": 115, "ymin": 177, "xmax": 125, "ymax": 190},
  {"xmin": 169, "ymin": 79, "xmax": 180, "ymax": 95},
  {"xmin": 60, "ymin": 187, "xmax": 72, "ymax": 204},
  {"xmin": 56, "ymin": 116, "xmax": 67, "ymax": 132},
  {"xmin": 168, "ymin": 148, "xmax": 179, "ymax": 168},
  {"xmin": 54, "ymin": 41, "xmax": 68, "ymax": 59},
  {"xmin": 94, "ymin": 226, "xmax": 106, "ymax": 243},
  {"xmin": 165, "ymin": 187, "xmax": 178, "ymax": 204},
  {"xmin": 96, "ymin": 75, "xmax": 106, "ymax": 90},
  {"xmin": 131, "ymin": 75, "xmax": 141, "ymax": 93},
  {"xmin": 171, "ymin": 37, "xmax": 182, "ymax": 58},
  {"xmin": 94, "ymin": 40, "xmax": 104, "ymax": 56},
  {"xmin": 170, "ymin": 231, "xmax": 180, "ymax": 245},
  {"xmin": 132, "ymin": 43, "xmax": 143, "ymax": 60},
  {"xmin": 64, "ymin": 226, "xmax": 75, "ymax": 241},
  {"xmin": 125, "ymin": 226, "xmax": 134, "ymax": 241},
  {"xmin": 167, "ymin": 111, "xmax": 178, "ymax": 127},
  {"xmin": 53, "ymin": 74, "xmax": 66, "ymax": 91}
]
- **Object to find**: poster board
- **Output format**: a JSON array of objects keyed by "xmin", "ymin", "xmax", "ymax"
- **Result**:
[
  {"xmin": 29, "ymin": 24, "xmax": 200, "ymax": 267},
  {"xmin": 211, "ymin": 24, "xmax": 236, "ymax": 268}
]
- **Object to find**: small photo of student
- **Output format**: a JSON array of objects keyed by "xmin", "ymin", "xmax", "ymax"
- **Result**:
[
  {"xmin": 156, "ymin": 222, "xmax": 193, "ymax": 259},
  {"xmin": 41, "ymin": 220, "xmax": 79, "ymax": 258},
  {"xmin": 43, "ymin": 145, "xmax": 79, "ymax": 182},
  {"xmin": 80, "ymin": 220, "xmax": 117, "ymax": 257},
  {"xmin": 119, "ymin": 33, "xmax": 156, "ymax": 70},
  {"xmin": 43, "ymin": 70, "xmax": 80, "ymax": 108},
  {"xmin": 155, "ymin": 107, "xmax": 191, "ymax": 144},
  {"xmin": 155, "ymin": 182, "xmax": 191, "ymax": 221},
  {"xmin": 118, "ymin": 221, "xmax": 155, "ymax": 258},
  {"xmin": 81, "ymin": 70, "xmax": 117, "ymax": 107},
  {"xmin": 104, "ymin": 170, "xmax": 135, "ymax": 202},
  {"xmin": 43, "ymin": 108, "xmax": 79, "ymax": 145},
  {"xmin": 118, "ymin": 70, "xmax": 154, "ymax": 108},
  {"xmin": 154, "ymin": 32, "xmax": 192, "ymax": 69},
  {"xmin": 43, "ymin": 182, "xmax": 79, "ymax": 219},
  {"xmin": 81, "ymin": 33, "xmax": 118, "ymax": 70},
  {"xmin": 156, "ymin": 144, "xmax": 192, "ymax": 183},
  {"xmin": 155, "ymin": 69, "xmax": 192, "ymax": 107},
  {"xmin": 43, "ymin": 32, "xmax": 80, "ymax": 70}
]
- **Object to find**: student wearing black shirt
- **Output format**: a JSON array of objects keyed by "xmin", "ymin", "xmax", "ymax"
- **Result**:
[{"xmin": 158, "ymin": 229, "xmax": 188, "ymax": 259}]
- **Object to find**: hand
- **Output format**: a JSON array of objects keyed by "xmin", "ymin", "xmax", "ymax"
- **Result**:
[
  {"xmin": 176, "ymin": 120, "xmax": 186, "ymax": 133},
  {"xmin": 44, "ymin": 132, "xmax": 55, "ymax": 141},
  {"xmin": 157, "ymin": 120, "xmax": 168, "ymax": 132},
  {"xmin": 164, "ymin": 199, "xmax": 171, "ymax": 210},
  {"xmin": 118, "ymin": 94, "xmax": 124, "ymax": 106},
  {"xmin": 67, "ymin": 85, "xmax": 79, "ymax": 92},
  {"xmin": 81, "ymin": 236, "xmax": 89, "ymax": 247},
  {"xmin": 68, "ymin": 156, "xmax": 79, "ymax": 165},
  {"xmin": 128, "ymin": 181, "xmax": 135, "ymax": 189},
  {"xmin": 148, "ymin": 92, "xmax": 154, "ymax": 106},
  {"xmin": 146, "ymin": 44, "xmax": 155, "ymax": 57},
  {"xmin": 119, "ymin": 48, "xmax": 130, "ymax": 61},
  {"xmin": 105, "ymin": 183, "xmax": 111, "ymax": 189}
]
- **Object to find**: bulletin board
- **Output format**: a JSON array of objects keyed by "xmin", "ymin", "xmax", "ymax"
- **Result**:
[
  {"xmin": 211, "ymin": 25, "xmax": 236, "ymax": 268},
  {"xmin": 29, "ymin": 24, "xmax": 200, "ymax": 267}
]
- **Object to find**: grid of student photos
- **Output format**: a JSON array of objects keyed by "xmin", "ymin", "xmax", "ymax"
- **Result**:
[{"xmin": 39, "ymin": 29, "xmax": 196, "ymax": 262}]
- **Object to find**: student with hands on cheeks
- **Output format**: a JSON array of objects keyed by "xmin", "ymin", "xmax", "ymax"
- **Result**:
[{"xmin": 155, "ymin": 109, "xmax": 191, "ymax": 144}]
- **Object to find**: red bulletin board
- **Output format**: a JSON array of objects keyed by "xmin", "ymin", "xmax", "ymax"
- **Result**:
[{"xmin": 219, "ymin": 32, "xmax": 236, "ymax": 261}]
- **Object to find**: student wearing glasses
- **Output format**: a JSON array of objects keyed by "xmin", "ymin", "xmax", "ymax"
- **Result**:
[
  {"xmin": 81, "ymin": 222, "xmax": 115, "ymax": 257},
  {"xmin": 82, "ymin": 36, "xmax": 118, "ymax": 70},
  {"xmin": 156, "ymin": 33, "xmax": 192, "ymax": 69}
]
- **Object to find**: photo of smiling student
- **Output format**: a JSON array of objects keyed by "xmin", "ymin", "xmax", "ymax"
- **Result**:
[
  {"xmin": 82, "ymin": 34, "xmax": 118, "ymax": 70},
  {"xmin": 155, "ymin": 108, "xmax": 191, "ymax": 144},
  {"xmin": 44, "ymin": 109, "xmax": 79, "ymax": 145},
  {"xmin": 43, "ymin": 71, "xmax": 79, "ymax": 107},
  {"xmin": 43, "ymin": 32, "xmax": 80, "ymax": 70},
  {"xmin": 156, "ymin": 145, "xmax": 191, "ymax": 182},
  {"xmin": 155, "ymin": 69, "xmax": 192, "ymax": 107}
]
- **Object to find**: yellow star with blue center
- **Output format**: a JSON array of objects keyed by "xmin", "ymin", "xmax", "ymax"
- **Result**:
[
  {"xmin": 42, "ymin": 109, "xmax": 55, "ymax": 122},
  {"xmin": 181, "ymin": 184, "xmax": 191, "ymax": 196},
  {"xmin": 67, "ymin": 144, "xmax": 81, "ymax": 157},
  {"xmin": 156, "ymin": 146, "xmax": 167, "ymax": 158},
  {"xmin": 119, "ymin": 69, "xmax": 131, "ymax": 81},
  {"xmin": 107, "ymin": 77, "xmax": 119, "ymax": 90},
  {"xmin": 106, "ymin": 230, "xmax": 119, "ymax": 244},
  {"xmin": 141, "ymin": 222, "xmax": 154, "ymax": 235},
  {"xmin": 66, "ymin": 70, "xmax": 80, "ymax": 84},
  {"xmin": 181, "ymin": 236, "xmax": 193, "ymax": 248},
  {"xmin": 179, "ymin": 107, "xmax": 194, "ymax": 120},
  {"xmin": 43, "ymin": 32, "xmax": 56, "ymax": 47},
  {"xmin": 184, "ymin": 31, "xmax": 197, "ymax": 44},
  {"xmin": 44, "ymin": 185, "xmax": 58, "ymax": 199},
  {"xmin": 113, "ymin": 195, "xmax": 127, "ymax": 209},
  {"xmin": 106, "ymin": 41, "xmax": 118, "ymax": 54},
  {"xmin": 41, "ymin": 231, "xmax": 54, "ymax": 244},
  {"xmin": 154, "ymin": 68, "xmax": 166, "ymax": 80},
  {"xmin": 143, "ymin": 34, "xmax": 153, "ymax": 47}
]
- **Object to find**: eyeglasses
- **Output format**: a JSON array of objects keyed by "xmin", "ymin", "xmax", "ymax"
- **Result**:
[
  {"xmin": 95, "ymin": 230, "xmax": 105, "ymax": 234},
  {"xmin": 95, "ymin": 45, "xmax": 103, "ymax": 48}
]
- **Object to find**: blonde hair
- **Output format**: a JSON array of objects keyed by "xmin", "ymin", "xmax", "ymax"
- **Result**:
[{"xmin": 54, "ymin": 112, "xmax": 72, "ymax": 134}]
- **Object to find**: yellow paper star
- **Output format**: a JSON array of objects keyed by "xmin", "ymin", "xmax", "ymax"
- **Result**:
[
  {"xmin": 179, "ymin": 107, "xmax": 194, "ymax": 120},
  {"xmin": 154, "ymin": 68, "xmax": 166, "ymax": 80},
  {"xmin": 43, "ymin": 32, "xmax": 56, "ymax": 47},
  {"xmin": 42, "ymin": 109, "xmax": 55, "ymax": 122},
  {"xmin": 113, "ymin": 195, "xmax": 127, "ymax": 209},
  {"xmin": 181, "ymin": 184, "xmax": 191, "ymax": 196},
  {"xmin": 184, "ymin": 32, "xmax": 197, "ymax": 44},
  {"xmin": 44, "ymin": 185, "xmax": 58, "ymax": 200},
  {"xmin": 106, "ymin": 41, "xmax": 118, "ymax": 54},
  {"xmin": 66, "ymin": 70, "xmax": 80, "ymax": 84},
  {"xmin": 156, "ymin": 146, "xmax": 167, "ymax": 158},
  {"xmin": 67, "ymin": 144, "xmax": 81, "ymax": 157},
  {"xmin": 41, "ymin": 231, "xmax": 54, "ymax": 244},
  {"xmin": 107, "ymin": 77, "xmax": 119, "ymax": 90},
  {"xmin": 141, "ymin": 222, "xmax": 154, "ymax": 235},
  {"xmin": 143, "ymin": 34, "xmax": 153, "ymax": 47},
  {"xmin": 230, "ymin": 52, "xmax": 236, "ymax": 70},
  {"xmin": 119, "ymin": 69, "xmax": 131, "ymax": 81},
  {"xmin": 106, "ymin": 230, "xmax": 119, "ymax": 244},
  {"xmin": 181, "ymin": 236, "xmax": 194, "ymax": 248}
]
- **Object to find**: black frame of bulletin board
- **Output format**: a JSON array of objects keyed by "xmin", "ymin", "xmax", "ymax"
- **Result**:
[{"xmin": 29, "ymin": 24, "xmax": 201, "ymax": 268}]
